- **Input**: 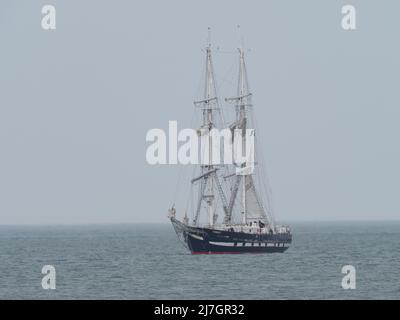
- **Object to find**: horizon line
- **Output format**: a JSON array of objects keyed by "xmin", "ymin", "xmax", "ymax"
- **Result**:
[{"xmin": 0, "ymin": 218, "xmax": 400, "ymax": 227}]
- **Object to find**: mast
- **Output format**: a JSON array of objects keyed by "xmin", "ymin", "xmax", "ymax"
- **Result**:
[
  {"xmin": 205, "ymin": 45, "xmax": 215, "ymax": 227},
  {"xmin": 193, "ymin": 37, "xmax": 219, "ymax": 227},
  {"xmin": 225, "ymin": 47, "xmax": 252, "ymax": 225},
  {"xmin": 238, "ymin": 48, "xmax": 249, "ymax": 225}
]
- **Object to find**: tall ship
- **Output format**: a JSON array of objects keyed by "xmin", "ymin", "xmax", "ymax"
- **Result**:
[{"xmin": 168, "ymin": 39, "xmax": 292, "ymax": 254}]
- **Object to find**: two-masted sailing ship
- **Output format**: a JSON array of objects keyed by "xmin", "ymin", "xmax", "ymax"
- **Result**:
[{"xmin": 168, "ymin": 40, "xmax": 292, "ymax": 254}]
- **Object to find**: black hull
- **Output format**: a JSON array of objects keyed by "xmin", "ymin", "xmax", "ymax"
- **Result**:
[{"xmin": 170, "ymin": 217, "xmax": 291, "ymax": 254}]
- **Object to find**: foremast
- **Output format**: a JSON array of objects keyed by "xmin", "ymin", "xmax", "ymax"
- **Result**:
[{"xmin": 192, "ymin": 43, "xmax": 220, "ymax": 227}]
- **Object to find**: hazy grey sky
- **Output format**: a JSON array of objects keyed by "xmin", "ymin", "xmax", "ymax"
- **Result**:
[{"xmin": 0, "ymin": 0, "xmax": 399, "ymax": 224}]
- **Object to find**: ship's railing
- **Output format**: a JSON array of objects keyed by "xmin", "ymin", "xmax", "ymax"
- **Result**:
[
  {"xmin": 275, "ymin": 225, "xmax": 291, "ymax": 234},
  {"xmin": 213, "ymin": 224, "xmax": 273, "ymax": 235}
]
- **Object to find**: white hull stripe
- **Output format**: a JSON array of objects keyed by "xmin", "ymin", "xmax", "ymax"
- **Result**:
[
  {"xmin": 189, "ymin": 234, "xmax": 204, "ymax": 240},
  {"xmin": 209, "ymin": 241, "xmax": 236, "ymax": 247},
  {"xmin": 209, "ymin": 241, "xmax": 289, "ymax": 247}
]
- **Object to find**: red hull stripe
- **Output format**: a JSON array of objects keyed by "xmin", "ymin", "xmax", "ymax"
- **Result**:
[{"xmin": 191, "ymin": 251, "xmax": 263, "ymax": 255}]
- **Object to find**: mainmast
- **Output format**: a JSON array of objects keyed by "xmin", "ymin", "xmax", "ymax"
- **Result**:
[
  {"xmin": 237, "ymin": 48, "xmax": 251, "ymax": 225},
  {"xmin": 225, "ymin": 48, "xmax": 253, "ymax": 225},
  {"xmin": 204, "ymin": 45, "xmax": 215, "ymax": 227},
  {"xmin": 235, "ymin": 48, "xmax": 251, "ymax": 131}
]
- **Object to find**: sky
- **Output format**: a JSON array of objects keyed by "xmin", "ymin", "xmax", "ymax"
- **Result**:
[{"xmin": 0, "ymin": 0, "xmax": 399, "ymax": 224}]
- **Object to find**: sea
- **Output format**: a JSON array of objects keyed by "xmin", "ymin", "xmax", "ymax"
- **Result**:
[{"xmin": 0, "ymin": 221, "xmax": 399, "ymax": 299}]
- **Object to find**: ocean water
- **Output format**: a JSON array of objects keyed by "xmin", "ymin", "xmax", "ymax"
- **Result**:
[{"xmin": 0, "ymin": 221, "xmax": 399, "ymax": 299}]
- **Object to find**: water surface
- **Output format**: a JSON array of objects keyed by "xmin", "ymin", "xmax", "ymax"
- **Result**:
[{"xmin": 0, "ymin": 221, "xmax": 398, "ymax": 299}]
